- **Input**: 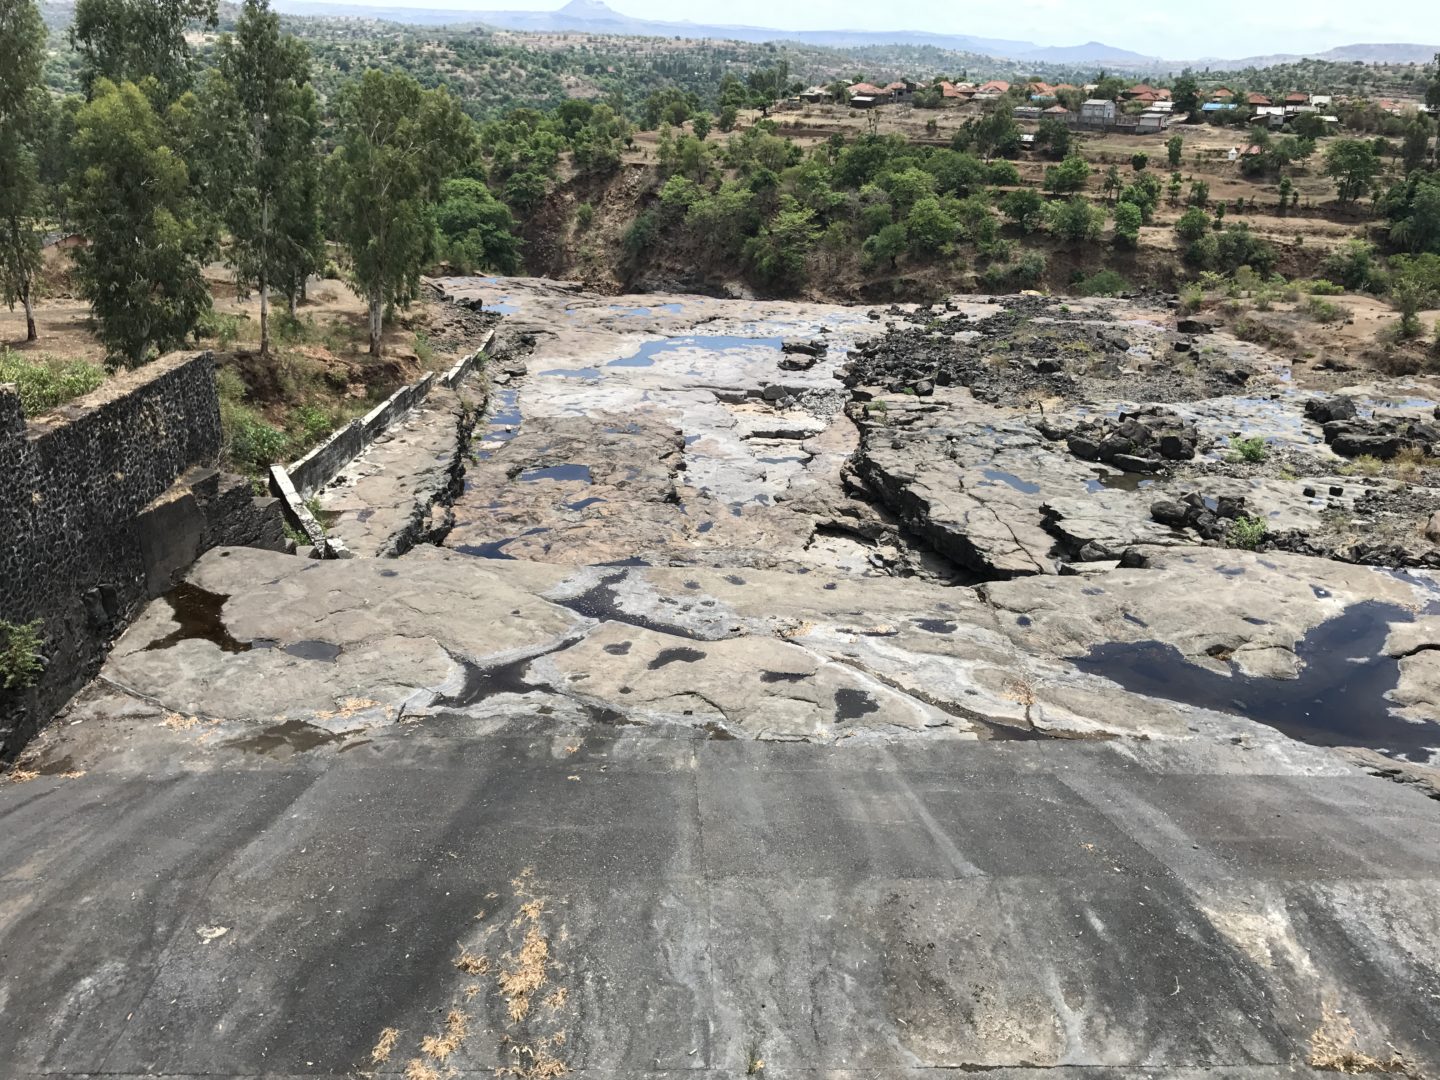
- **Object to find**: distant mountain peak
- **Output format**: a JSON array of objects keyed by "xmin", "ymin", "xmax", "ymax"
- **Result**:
[{"xmin": 557, "ymin": 0, "xmax": 617, "ymax": 17}]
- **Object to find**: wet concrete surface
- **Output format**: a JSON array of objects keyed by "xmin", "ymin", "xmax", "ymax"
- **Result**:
[{"xmin": 3, "ymin": 735, "xmax": 1440, "ymax": 1077}]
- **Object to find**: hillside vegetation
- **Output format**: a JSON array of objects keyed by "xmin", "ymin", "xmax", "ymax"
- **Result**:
[{"xmin": 3, "ymin": 0, "xmax": 1440, "ymax": 454}]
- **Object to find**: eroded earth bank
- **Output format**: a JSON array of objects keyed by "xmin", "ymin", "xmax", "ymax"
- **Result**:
[{"xmin": 3, "ymin": 278, "xmax": 1440, "ymax": 1078}]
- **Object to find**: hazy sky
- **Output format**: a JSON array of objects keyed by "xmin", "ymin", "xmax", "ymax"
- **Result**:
[{"xmin": 307, "ymin": 0, "xmax": 1437, "ymax": 58}]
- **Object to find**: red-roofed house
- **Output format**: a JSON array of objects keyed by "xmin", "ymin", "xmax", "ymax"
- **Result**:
[
  {"xmin": 846, "ymin": 82, "xmax": 890, "ymax": 107},
  {"xmin": 1284, "ymin": 91, "xmax": 1309, "ymax": 105},
  {"xmin": 1210, "ymin": 86, "xmax": 1235, "ymax": 101},
  {"xmin": 977, "ymin": 79, "xmax": 1010, "ymax": 94},
  {"xmin": 1247, "ymin": 92, "xmax": 1272, "ymax": 106}
]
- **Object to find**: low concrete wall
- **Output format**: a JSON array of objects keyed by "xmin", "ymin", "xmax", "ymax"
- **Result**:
[
  {"xmin": 271, "ymin": 332, "xmax": 493, "ymax": 550},
  {"xmin": 0, "ymin": 353, "xmax": 285, "ymax": 759}
]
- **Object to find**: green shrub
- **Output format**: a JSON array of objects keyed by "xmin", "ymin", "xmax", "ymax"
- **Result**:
[
  {"xmin": 1074, "ymin": 269, "xmax": 1130, "ymax": 297},
  {"xmin": 222, "ymin": 399, "xmax": 289, "ymax": 473},
  {"xmin": 0, "ymin": 619, "xmax": 44, "ymax": 691},
  {"xmin": 1305, "ymin": 279, "xmax": 1344, "ymax": 295},
  {"xmin": 575, "ymin": 201, "xmax": 595, "ymax": 228},
  {"xmin": 1012, "ymin": 250, "xmax": 1047, "ymax": 287},
  {"xmin": 290, "ymin": 404, "xmax": 335, "ymax": 445},
  {"xmin": 413, "ymin": 331, "xmax": 436, "ymax": 367},
  {"xmin": 1228, "ymin": 435, "xmax": 1269, "ymax": 463},
  {"xmin": 195, "ymin": 310, "xmax": 245, "ymax": 349},
  {"xmin": 272, "ymin": 312, "xmax": 318, "ymax": 346},
  {"xmin": 0, "ymin": 350, "xmax": 106, "ymax": 414},
  {"xmin": 1227, "ymin": 514, "xmax": 1268, "ymax": 550},
  {"xmin": 622, "ymin": 210, "xmax": 659, "ymax": 256},
  {"xmin": 1301, "ymin": 296, "xmax": 1345, "ymax": 323}
]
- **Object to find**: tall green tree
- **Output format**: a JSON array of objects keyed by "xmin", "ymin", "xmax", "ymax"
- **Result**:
[
  {"xmin": 435, "ymin": 178, "xmax": 520, "ymax": 274},
  {"xmin": 329, "ymin": 70, "xmax": 474, "ymax": 356},
  {"xmin": 0, "ymin": 0, "xmax": 47, "ymax": 341},
  {"xmin": 1401, "ymin": 114, "xmax": 1434, "ymax": 175},
  {"xmin": 69, "ymin": 79, "xmax": 214, "ymax": 366},
  {"xmin": 1323, "ymin": 139, "xmax": 1381, "ymax": 205},
  {"xmin": 71, "ymin": 0, "xmax": 218, "ymax": 101},
  {"xmin": 1171, "ymin": 72, "xmax": 1201, "ymax": 118},
  {"xmin": 204, "ymin": 0, "xmax": 318, "ymax": 356}
]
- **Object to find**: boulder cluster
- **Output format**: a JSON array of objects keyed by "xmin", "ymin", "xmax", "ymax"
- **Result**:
[
  {"xmin": 1149, "ymin": 492, "xmax": 1254, "ymax": 542},
  {"xmin": 1306, "ymin": 396, "xmax": 1440, "ymax": 460},
  {"xmin": 1035, "ymin": 406, "xmax": 1202, "ymax": 473}
]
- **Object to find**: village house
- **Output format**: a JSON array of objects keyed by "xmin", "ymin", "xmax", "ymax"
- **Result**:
[
  {"xmin": 846, "ymin": 82, "xmax": 889, "ymax": 107},
  {"xmin": 1246, "ymin": 92, "xmax": 1272, "ymax": 106},
  {"xmin": 1209, "ymin": 86, "xmax": 1235, "ymax": 101},
  {"xmin": 1079, "ymin": 98, "xmax": 1117, "ymax": 128}
]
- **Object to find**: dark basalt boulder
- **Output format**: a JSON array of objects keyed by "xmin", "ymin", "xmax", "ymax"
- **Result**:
[{"xmin": 1304, "ymin": 396, "xmax": 1357, "ymax": 424}]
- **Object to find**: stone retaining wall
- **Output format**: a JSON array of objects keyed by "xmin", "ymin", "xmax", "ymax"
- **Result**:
[
  {"xmin": 270, "ymin": 332, "xmax": 493, "ymax": 554},
  {"xmin": 0, "ymin": 352, "xmax": 285, "ymax": 758}
]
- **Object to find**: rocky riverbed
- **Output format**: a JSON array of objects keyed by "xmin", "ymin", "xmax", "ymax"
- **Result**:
[
  {"xmin": 34, "ymin": 276, "xmax": 1440, "ymax": 763},
  {"xmin": 5, "ymin": 278, "xmax": 1440, "ymax": 1079}
]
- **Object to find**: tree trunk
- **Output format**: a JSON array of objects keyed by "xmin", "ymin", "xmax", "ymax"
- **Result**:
[
  {"xmin": 258, "ymin": 196, "xmax": 270, "ymax": 356},
  {"xmin": 287, "ymin": 290, "xmax": 298, "ymax": 317},
  {"xmin": 259, "ymin": 274, "xmax": 270, "ymax": 357},
  {"xmin": 20, "ymin": 278, "xmax": 36, "ymax": 342},
  {"xmin": 368, "ymin": 293, "xmax": 383, "ymax": 356}
]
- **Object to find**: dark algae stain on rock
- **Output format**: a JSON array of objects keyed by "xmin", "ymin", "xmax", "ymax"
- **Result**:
[
  {"xmin": 834, "ymin": 688, "xmax": 880, "ymax": 722},
  {"xmin": 761, "ymin": 670, "xmax": 809, "ymax": 683},
  {"xmin": 1074, "ymin": 601, "xmax": 1435, "ymax": 761},
  {"xmin": 648, "ymin": 646, "xmax": 706, "ymax": 669}
]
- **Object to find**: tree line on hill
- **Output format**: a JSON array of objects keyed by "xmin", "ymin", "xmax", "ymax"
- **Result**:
[
  {"xmin": 2, "ymin": 0, "xmax": 1440, "ymax": 368},
  {"xmin": 0, "ymin": 0, "xmax": 628, "ymax": 365}
]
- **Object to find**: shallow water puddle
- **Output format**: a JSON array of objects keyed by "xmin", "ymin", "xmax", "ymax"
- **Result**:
[
  {"xmin": 980, "ymin": 468, "xmax": 1041, "ymax": 494},
  {"xmin": 223, "ymin": 720, "xmax": 345, "ymax": 757},
  {"xmin": 454, "ymin": 526, "xmax": 551, "ymax": 560},
  {"xmin": 145, "ymin": 583, "xmax": 251, "ymax": 654},
  {"xmin": 1086, "ymin": 467, "xmax": 1157, "ymax": 493},
  {"xmin": 605, "ymin": 334, "xmax": 787, "ymax": 370},
  {"xmin": 518, "ymin": 464, "xmax": 593, "ymax": 484},
  {"xmin": 1073, "ymin": 600, "xmax": 1437, "ymax": 761}
]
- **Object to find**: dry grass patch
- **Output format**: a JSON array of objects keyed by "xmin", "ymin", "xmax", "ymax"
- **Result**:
[
  {"xmin": 403, "ymin": 1059, "xmax": 440, "ymax": 1080},
  {"xmin": 420, "ymin": 1009, "xmax": 468, "ymax": 1063},
  {"xmin": 369, "ymin": 1027, "xmax": 400, "ymax": 1064},
  {"xmin": 455, "ymin": 949, "xmax": 490, "ymax": 975},
  {"xmin": 1310, "ymin": 1006, "xmax": 1410, "ymax": 1074},
  {"xmin": 499, "ymin": 926, "xmax": 550, "ymax": 1023}
]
